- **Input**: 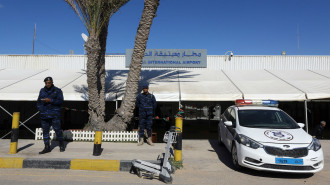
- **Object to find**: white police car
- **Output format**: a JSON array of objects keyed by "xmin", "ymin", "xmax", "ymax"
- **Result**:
[{"xmin": 218, "ymin": 99, "xmax": 324, "ymax": 173}]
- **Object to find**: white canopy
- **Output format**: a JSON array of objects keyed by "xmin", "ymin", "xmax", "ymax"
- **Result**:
[
  {"xmin": 179, "ymin": 70, "xmax": 242, "ymax": 101},
  {"xmin": 223, "ymin": 70, "xmax": 306, "ymax": 101},
  {"xmin": 268, "ymin": 70, "xmax": 330, "ymax": 100},
  {"xmin": 0, "ymin": 69, "xmax": 84, "ymax": 101},
  {"xmin": 0, "ymin": 69, "xmax": 46, "ymax": 90},
  {"xmin": 0, "ymin": 69, "xmax": 330, "ymax": 101},
  {"xmin": 312, "ymin": 70, "xmax": 330, "ymax": 79}
]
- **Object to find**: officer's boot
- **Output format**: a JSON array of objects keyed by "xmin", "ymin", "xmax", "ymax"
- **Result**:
[
  {"xmin": 39, "ymin": 143, "xmax": 51, "ymax": 154},
  {"xmin": 137, "ymin": 138, "xmax": 144, "ymax": 146},
  {"xmin": 59, "ymin": 141, "xmax": 65, "ymax": 152},
  {"xmin": 146, "ymin": 137, "xmax": 155, "ymax": 146}
]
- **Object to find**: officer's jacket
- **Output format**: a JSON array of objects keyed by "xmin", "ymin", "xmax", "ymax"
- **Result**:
[
  {"xmin": 313, "ymin": 124, "xmax": 325, "ymax": 139},
  {"xmin": 136, "ymin": 93, "xmax": 157, "ymax": 116},
  {"xmin": 37, "ymin": 85, "xmax": 64, "ymax": 119}
]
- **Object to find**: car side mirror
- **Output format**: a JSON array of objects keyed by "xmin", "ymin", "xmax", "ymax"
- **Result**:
[
  {"xmin": 224, "ymin": 121, "xmax": 233, "ymax": 127},
  {"xmin": 297, "ymin": 123, "xmax": 305, "ymax": 128}
]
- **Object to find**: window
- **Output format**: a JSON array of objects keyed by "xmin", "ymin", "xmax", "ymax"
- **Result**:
[
  {"xmin": 238, "ymin": 109, "xmax": 299, "ymax": 129},
  {"xmin": 223, "ymin": 107, "xmax": 236, "ymax": 127}
]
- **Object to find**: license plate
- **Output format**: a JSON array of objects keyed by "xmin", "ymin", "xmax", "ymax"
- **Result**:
[{"xmin": 275, "ymin": 158, "xmax": 303, "ymax": 165}]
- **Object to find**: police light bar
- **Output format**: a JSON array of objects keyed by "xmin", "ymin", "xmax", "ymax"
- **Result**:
[{"xmin": 235, "ymin": 99, "xmax": 278, "ymax": 107}]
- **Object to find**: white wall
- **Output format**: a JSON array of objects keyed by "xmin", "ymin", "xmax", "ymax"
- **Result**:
[{"xmin": 1, "ymin": 55, "xmax": 330, "ymax": 70}]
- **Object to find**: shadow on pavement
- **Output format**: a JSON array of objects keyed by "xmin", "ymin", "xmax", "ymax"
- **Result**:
[
  {"xmin": 208, "ymin": 139, "xmax": 235, "ymax": 170},
  {"xmin": 50, "ymin": 140, "xmax": 69, "ymax": 151},
  {"xmin": 208, "ymin": 139, "xmax": 314, "ymax": 179},
  {"xmin": 17, "ymin": 143, "xmax": 34, "ymax": 153}
]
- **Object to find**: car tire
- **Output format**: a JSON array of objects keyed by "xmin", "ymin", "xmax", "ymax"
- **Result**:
[
  {"xmin": 231, "ymin": 143, "xmax": 242, "ymax": 170},
  {"xmin": 217, "ymin": 126, "xmax": 223, "ymax": 146}
]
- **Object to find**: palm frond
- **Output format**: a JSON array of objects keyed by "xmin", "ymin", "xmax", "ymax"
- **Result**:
[
  {"xmin": 64, "ymin": 0, "xmax": 80, "ymax": 16},
  {"xmin": 64, "ymin": 0, "xmax": 130, "ymax": 37}
]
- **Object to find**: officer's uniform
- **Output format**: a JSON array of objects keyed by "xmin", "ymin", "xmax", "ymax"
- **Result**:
[
  {"xmin": 136, "ymin": 92, "xmax": 157, "ymax": 138},
  {"xmin": 37, "ymin": 84, "xmax": 64, "ymax": 145},
  {"xmin": 313, "ymin": 124, "xmax": 325, "ymax": 139}
]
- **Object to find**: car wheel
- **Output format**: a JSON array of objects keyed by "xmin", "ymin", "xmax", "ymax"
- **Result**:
[
  {"xmin": 231, "ymin": 143, "xmax": 241, "ymax": 170},
  {"xmin": 217, "ymin": 126, "xmax": 223, "ymax": 146}
]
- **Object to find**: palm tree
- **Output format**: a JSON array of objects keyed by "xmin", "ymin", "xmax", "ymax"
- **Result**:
[
  {"xmin": 105, "ymin": 0, "xmax": 160, "ymax": 131},
  {"xmin": 64, "ymin": 0, "xmax": 129, "ymax": 131}
]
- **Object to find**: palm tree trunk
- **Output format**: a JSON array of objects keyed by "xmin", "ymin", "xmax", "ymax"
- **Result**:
[
  {"xmin": 85, "ymin": 3, "xmax": 111, "ymax": 131},
  {"xmin": 96, "ymin": 19, "xmax": 110, "ymax": 130},
  {"xmin": 85, "ymin": 34, "xmax": 105, "ymax": 131},
  {"xmin": 64, "ymin": 0, "xmax": 129, "ymax": 131},
  {"xmin": 105, "ymin": 0, "xmax": 160, "ymax": 131}
]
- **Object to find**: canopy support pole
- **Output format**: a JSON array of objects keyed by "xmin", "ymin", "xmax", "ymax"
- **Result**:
[
  {"xmin": 177, "ymin": 70, "xmax": 182, "ymax": 109},
  {"xmin": 115, "ymin": 93, "xmax": 118, "ymax": 109},
  {"xmin": 304, "ymin": 100, "xmax": 309, "ymax": 134},
  {"xmin": 221, "ymin": 70, "xmax": 245, "ymax": 99}
]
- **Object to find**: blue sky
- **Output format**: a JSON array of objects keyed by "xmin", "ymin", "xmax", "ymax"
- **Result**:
[{"xmin": 1, "ymin": 0, "xmax": 330, "ymax": 55}]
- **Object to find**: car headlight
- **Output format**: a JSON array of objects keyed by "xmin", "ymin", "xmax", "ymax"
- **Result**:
[
  {"xmin": 308, "ymin": 138, "xmax": 321, "ymax": 151},
  {"xmin": 236, "ymin": 134, "xmax": 263, "ymax": 149}
]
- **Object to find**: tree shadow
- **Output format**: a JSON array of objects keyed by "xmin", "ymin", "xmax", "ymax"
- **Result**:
[
  {"xmin": 17, "ymin": 143, "xmax": 34, "ymax": 153},
  {"xmin": 73, "ymin": 69, "xmax": 198, "ymax": 101},
  {"xmin": 208, "ymin": 139, "xmax": 314, "ymax": 179}
]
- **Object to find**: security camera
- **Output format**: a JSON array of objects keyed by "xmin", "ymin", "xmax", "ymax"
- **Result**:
[
  {"xmin": 228, "ymin": 52, "xmax": 234, "ymax": 61},
  {"xmin": 224, "ymin": 51, "xmax": 234, "ymax": 61}
]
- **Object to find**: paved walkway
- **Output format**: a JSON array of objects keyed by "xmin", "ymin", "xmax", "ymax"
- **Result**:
[
  {"xmin": 1, "ymin": 139, "xmax": 330, "ymax": 185},
  {"xmin": 0, "ymin": 139, "xmax": 169, "ymax": 171},
  {"xmin": 0, "ymin": 139, "xmax": 222, "ymax": 172},
  {"xmin": 1, "ymin": 139, "xmax": 329, "ymax": 171},
  {"xmin": 0, "ymin": 139, "xmax": 165, "ymax": 160}
]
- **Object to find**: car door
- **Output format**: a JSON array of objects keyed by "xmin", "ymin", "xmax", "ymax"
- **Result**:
[
  {"xmin": 219, "ymin": 109, "xmax": 228, "ymax": 149},
  {"xmin": 220, "ymin": 108, "xmax": 233, "ymax": 150},
  {"xmin": 225, "ymin": 108, "xmax": 236, "ymax": 149}
]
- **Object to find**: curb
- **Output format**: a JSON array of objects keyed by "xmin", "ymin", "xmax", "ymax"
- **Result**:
[{"xmin": 0, "ymin": 157, "xmax": 160, "ymax": 172}]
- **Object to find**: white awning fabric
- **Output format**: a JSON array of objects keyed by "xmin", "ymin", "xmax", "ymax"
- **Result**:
[
  {"xmin": 223, "ymin": 70, "xmax": 306, "ymax": 101},
  {"xmin": 268, "ymin": 70, "xmax": 330, "ymax": 100},
  {"xmin": 0, "ymin": 69, "xmax": 85, "ymax": 101},
  {"xmin": 179, "ymin": 70, "xmax": 242, "ymax": 101},
  {"xmin": 0, "ymin": 69, "xmax": 330, "ymax": 101}
]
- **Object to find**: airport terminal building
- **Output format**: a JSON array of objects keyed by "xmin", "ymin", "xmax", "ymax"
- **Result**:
[{"xmin": 1, "ymin": 51, "xmax": 330, "ymax": 139}]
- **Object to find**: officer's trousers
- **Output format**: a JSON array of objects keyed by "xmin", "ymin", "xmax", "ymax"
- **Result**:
[
  {"xmin": 139, "ymin": 114, "xmax": 153, "ymax": 138},
  {"xmin": 41, "ymin": 118, "xmax": 63, "ymax": 144}
]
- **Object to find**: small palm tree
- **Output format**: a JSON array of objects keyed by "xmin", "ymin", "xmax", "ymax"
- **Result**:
[
  {"xmin": 106, "ymin": 0, "xmax": 160, "ymax": 131},
  {"xmin": 64, "ymin": 0, "xmax": 129, "ymax": 131}
]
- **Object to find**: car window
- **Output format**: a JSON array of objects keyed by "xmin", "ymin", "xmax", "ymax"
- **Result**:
[
  {"xmin": 237, "ymin": 109, "xmax": 300, "ymax": 129},
  {"xmin": 223, "ymin": 108, "xmax": 231, "ymax": 121},
  {"xmin": 229, "ymin": 108, "xmax": 236, "ymax": 123},
  {"xmin": 223, "ymin": 108, "xmax": 236, "ymax": 127}
]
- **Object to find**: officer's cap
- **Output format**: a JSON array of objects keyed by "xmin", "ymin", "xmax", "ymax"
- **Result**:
[
  {"xmin": 44, "ymin": 77, "xmax": 53, "ymax": 82},
  {"xmin": 142, "ymin": 84, "xmax": 149, "ymax": 89}
]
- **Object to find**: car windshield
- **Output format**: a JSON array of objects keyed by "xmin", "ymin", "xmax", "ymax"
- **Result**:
[{"xmin": 237, "ymin": 109, "xmax": 300, "ymax": 129}]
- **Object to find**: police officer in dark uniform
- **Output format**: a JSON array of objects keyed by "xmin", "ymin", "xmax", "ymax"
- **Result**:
[
  {"xmin": 136, "ymin": 84, "xmax": 157, "ymax": 146},
  {"xmin": 313, "ymin": 121, "xmax": 326, "ymax": 139},
  {"xmin": 37, "ymin": 77, "xmax": 65, "ymax": 154}
]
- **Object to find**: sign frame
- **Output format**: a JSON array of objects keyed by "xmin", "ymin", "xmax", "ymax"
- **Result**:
[{"xmin": 125, "ymin": 49, "xmax": 207, "ymax": 68}]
